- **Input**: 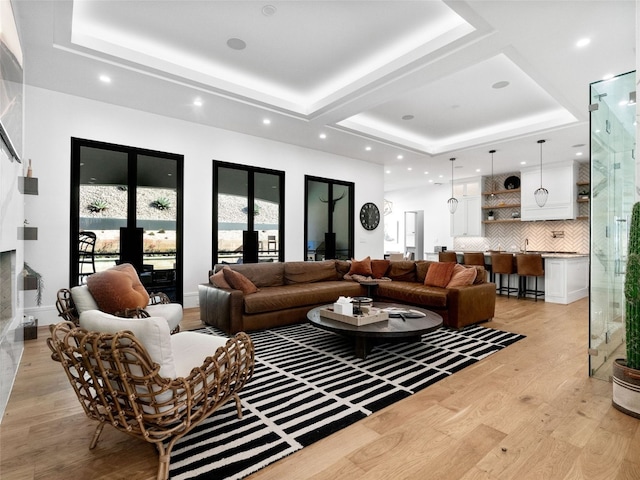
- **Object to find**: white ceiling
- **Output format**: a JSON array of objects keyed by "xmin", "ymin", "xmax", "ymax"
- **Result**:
[{"xmin": 13, "ymin": 0, "xmax": 636, "ymax": 192}]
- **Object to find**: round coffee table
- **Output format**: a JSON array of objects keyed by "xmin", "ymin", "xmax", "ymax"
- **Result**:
[{"xmin": 307, "ymin": 302, "xmax": 443, "ymax": 359}]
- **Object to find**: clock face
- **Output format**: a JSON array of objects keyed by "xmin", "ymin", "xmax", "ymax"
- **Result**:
[{"xmin": 360, "ymin": 202, "xmax": 380, "ymax": 230}]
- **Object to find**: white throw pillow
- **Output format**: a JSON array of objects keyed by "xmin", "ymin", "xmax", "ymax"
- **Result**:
[
  {"xmin": 146, "ymin": 303, "xmax": 183, "ymax": 332},
  {"xmin": 171, "ymin": 332, "xmax": 228, "ymax": 379},
  {"xmin": 79, "ymin": 310, "xmax": 176, "ymax": 379},
  {"xmin": 70, "ymin": 285, "xmax": 99, "ymax": 314}
]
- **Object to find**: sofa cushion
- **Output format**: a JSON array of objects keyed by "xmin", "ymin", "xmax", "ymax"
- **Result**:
[
  {"xmin": 216, "ymin": 262, "xmax": 285, "ymax": 288},
  {"xmin": 471, "ymin": 266, "xmax": 487, "ymax": 284},
  {"xmin": 210, "ymin": 268, "xmax": 231, "ymax": 288},
  {"xmin": 386, "ymin": 261, "xmax": 417, "ymax": 282},
  {"xmin": 447, "ymin": 264, "xmax": 477, "ymax": 287},
  {"xmin": 415, "ymin": 261, "xmax": 435, "ymax": 284},
  {"xmin": 171, "ymin": 332, "xmax": 228, "ymax": 378},
  {"xmin": 424, "ymin": 262, "xmax": 456, "ymax": 288},
  {"xmin": 371, "ymin": 259, "xmax": 391, "ymax": 279},
  {"xmin": 87, "ymin": 263, "xmax": 150, "ymax": 314},
  {"xmin": 223, "ymin": 268, "xmax": 259, "ymax": 294},
  {"xmin": 243, "ymin": 281, "xmax": 365, "ymax": 314},
  {"xmin": 284, "ymin": 261, "xmax": 338, "ymax": 284},
  {"xmin": 348, "ymin": 256, "xmax": 373, "ymax": 276},
  {"xmin": 376, "ymin": 281, "xmax": 448, "ymax": 308},
  {"xmin": 335, "ymin": 260, "xmax": 351, "ymax": 279}
]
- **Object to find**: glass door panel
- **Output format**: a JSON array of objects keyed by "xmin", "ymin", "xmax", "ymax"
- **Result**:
[
  {"xmin": 589, "ymin": 71, "xmax": 636, "ymax": 379},
  {"xmin": 216, "ymin": 166, "xmax": 248, "ymax": 264},
  {"xmin": 255, "ymin": 172, "xmax": 281, "ymax": 262},
  {"xmin": 77, "ymin": 146, "xmax": 128, "ymax": 280},
  {"xmin": 137, "ymin": 154, "xmax": 179, "ymax": 300},
  {"xmin": 306, "ymin": 180, "xmax": 329, "ymax": 260},
  {"xmin": 333, "ymin": 184, "xmax": 351, "ymax": 260}
]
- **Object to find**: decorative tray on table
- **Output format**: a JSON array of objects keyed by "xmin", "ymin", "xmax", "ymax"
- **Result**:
[{"xmin": 319, "ymin": 306, "xmax": 389, "ymax": 326}]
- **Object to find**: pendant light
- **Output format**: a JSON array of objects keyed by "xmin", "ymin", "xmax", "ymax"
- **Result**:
[
  {"xmin": 489, "ymin": 149, "xmax": 496, "ymax": 197},
  {"xmin": 534, "ymin": 139, "xmax": 548, "ymax": 207},
  {"xmin": 447, "ymin": 157, "xmax": 458, "ymax": 214}
]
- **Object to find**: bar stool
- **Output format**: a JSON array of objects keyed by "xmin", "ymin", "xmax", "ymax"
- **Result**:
[
  {"xmin": 439, "ymin": 251, "xmax": 457, "ymax": 263},
  {"xmin": 516, "ymin": 253, "xmax": 544, "ymax": 301},
  {"xmin": 463, "ymin": 252, "xmax": 487, "ymax": 281},
  {"xmin": 491, "ymin": 253, "xmax": 518, "ymax": 297}
]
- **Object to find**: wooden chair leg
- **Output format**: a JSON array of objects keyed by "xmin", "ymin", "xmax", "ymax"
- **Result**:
[
  {"xmin": 234, "ymin": 393, "xmax": 243, "ymax": 419},
  {"xmin": 89, "ymin": 421, "xmax": 106, "ymax": 449}
]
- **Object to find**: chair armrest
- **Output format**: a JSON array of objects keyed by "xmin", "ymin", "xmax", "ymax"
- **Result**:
[{"xmin": 446, "ymin": 282, "xmax": 496, "ymax": 329}]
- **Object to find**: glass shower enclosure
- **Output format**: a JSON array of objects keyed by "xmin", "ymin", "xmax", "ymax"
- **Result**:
[{"xmin": 589, "ymin": 71, "xmax": 636, "ymax": 380}]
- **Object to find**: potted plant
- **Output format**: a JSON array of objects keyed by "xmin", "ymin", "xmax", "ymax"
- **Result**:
[
  {"xmin": 487, "ymin": 210, "xmax": 495, "ymax": 221},
  {"xmin": 22, "ymin": 262, "xmax": 44, "ymax": 306},
  {"xmin": 614, "ymin": 201, "xmax": 640, "ymax": 417}
]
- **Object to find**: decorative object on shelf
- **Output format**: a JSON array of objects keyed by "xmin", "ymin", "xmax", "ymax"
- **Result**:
[
  {"xmin": 534, "ymin": 139, "xmax": 549, "ymax": 207},
  {"xmin": 359, "ymin": 202, "xmax": 380, "ymax": 230},
  {"xmin": 487, "ymin": 210, "xmax": 495, "ymax": 221},
  {"xmin": 22, "ymin": 262, "xmax": 44, "ymax": 306},
  {"xmin": 489, "ymin": 150, "xmax": 496, "ymax": 196},
  {"xmin": 26, "ymin": 158, "xmax": 33, "ymax": 177},
  {"xmin": 614, "ymin": 201, "xmax": 640, "ymax": 418},
  {"xmin": 447, "ymin": 157, "xmax": 458, "ymax": 214},
  {"xmin": 504, "ymin": 175, "xmax": 521, "ymax": 190},
  {"xmin": 578, "ymin": 186, "xmax": 590, "ymax": 200},
  {"xmin": 511, "ymin": 211, "xmax": 521, "ymax": 219}
]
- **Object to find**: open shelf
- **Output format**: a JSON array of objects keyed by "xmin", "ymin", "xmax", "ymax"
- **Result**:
[
  {"xmin": 483, "ymin": 188, "xmax": 520, "ymax": 196},
  {"xmin": 482, "ymin": 203, "xmax": 520, "ymax": 209},
  {"xmin": 482, "ymin": 219, "xmax": 521, "ymax": 224},
  {"xmin": 18, "ymin": 177, "xmax": 38, "ymax": 195}
]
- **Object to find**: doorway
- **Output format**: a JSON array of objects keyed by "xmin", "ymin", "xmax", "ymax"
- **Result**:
[
  {"xmin": 70, "ymin": 138, "xmax": 183, "ymax": 302},
  {"xmin": 213, "ymin": 161, "xmax": 284, "ymax": 265},
  {"xmin": 305, "ymin": 176, "xmax": 354, "ymax": 261}
]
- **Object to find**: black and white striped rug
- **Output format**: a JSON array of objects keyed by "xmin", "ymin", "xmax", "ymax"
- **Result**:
[{"xmin": 169, "ymin": 323, "xmax": 525, "ymax": 479}]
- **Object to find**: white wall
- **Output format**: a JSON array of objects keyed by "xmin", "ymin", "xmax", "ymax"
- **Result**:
[
  {"xmin": 23, "ymin": 86, "xmax": 385, "ymax": 324},
  {"xmin": 384, "ymin": 184, "xmax": 452, "ymax": 256}
]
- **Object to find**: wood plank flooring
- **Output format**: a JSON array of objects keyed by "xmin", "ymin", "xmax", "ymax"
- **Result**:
[{"xmin": 1, "ymin": 296, "xmax": 639, "ymax": 479}]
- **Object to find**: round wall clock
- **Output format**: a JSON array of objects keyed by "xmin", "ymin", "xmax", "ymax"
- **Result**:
[{"xmin": 360, "ymin": 202, "xmax": 380, "ymax": 230}]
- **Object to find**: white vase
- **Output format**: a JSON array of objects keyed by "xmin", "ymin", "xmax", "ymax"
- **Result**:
[{"xmin": 612, "ymin": 358, "xmax": 640, "ymax": 418}]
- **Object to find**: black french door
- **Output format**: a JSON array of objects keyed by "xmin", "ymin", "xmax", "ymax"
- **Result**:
[{"xmin": 70, "ymin": 138, "xmax": 183, "ymax": 303}]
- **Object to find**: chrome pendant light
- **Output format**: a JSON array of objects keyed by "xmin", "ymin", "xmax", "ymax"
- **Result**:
[
  {"xmin": 534, "ymin": 139, "xmax": 548, "ymax": 207},
  {"xmin": 489, "ymin": 149, "xmax": 496, "ymax": 197},
  {"xmin": 447, "ymin": 157, "xmax": 458, "ymax": 214}
]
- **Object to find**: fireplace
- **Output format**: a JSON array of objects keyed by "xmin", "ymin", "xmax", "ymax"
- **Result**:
[{"xmin": 0, "ymin": 250, "xmax": 16, "ymax": 335}]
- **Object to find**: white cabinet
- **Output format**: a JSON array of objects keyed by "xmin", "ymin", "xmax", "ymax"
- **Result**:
[
  {"xmin": 544, "ymin": 256, "xmax": 589, "ymax": 304},
  {"xmin": 521, "ymin": 161, "xmax": 578, "ymax": 221},
  {"xmin": 451, "ymin": 177, "xmax": 483, "ymax": 237}
]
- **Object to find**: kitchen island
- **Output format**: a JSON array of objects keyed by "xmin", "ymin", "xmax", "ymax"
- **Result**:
[{"xmin": 425, "ymin": 251, "xmax": 589, "ymax": 304}]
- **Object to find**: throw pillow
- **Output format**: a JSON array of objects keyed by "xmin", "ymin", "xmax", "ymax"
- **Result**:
[
  {"xmin": 210, "ymin": 268, "xmax": 231, "ymax": 288},
  {"xmin": 87, "ymin": 263, "xmax": 150, "ymax": 314},
  {"xmin": 371, "ymin": 259, "xmax": 390, "ymax": 279},
  {"xmin": 222, "ymin": 268, "xmax": 259, "ymax": 294},
  {"xmin": 446, "ymin": 264, "xmax": 477, "ymax": 288},
  {"xmin": 424, "ymin": 262, "xmax": 456, "ymax": 288},
  {"xmin": 348, "ymin": 256, "xmax": 373, "ymax": 276}
]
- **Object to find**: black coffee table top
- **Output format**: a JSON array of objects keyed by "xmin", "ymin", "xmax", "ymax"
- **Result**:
[{"xmin": 307, "ymin": 302, "xmax": 443, "ymax": 339}]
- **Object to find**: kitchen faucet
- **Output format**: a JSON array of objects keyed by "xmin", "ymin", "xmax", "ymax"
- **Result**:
[{"xmin": 523, "ymin": 238, "xmax": 528, "ymax": 253}]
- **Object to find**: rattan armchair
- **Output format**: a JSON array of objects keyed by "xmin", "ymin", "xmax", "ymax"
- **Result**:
[{"xmin": 47, "ymin": 319, "xmax": 255, "ymax": 480}]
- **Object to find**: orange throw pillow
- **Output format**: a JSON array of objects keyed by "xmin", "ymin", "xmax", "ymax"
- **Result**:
[
  {"xmin": 371, "ymin": 259, "xmax": 390, "ymax": 279},
  {"xmin": 348, "ymin": 256, "xmax": 373, "ymax": 276},
  {"xmin": 446, "ymin": 264, "xmax": 477, "ymax": 288},
  {"xmin": 424, "ymin": 262, "xmax": 456, "ymax": 288},
  {"xmin": 210, "ymin": 268, "xmax": 231, "ymax": 288},
  {"xmin": 87, "ymin": 263, "xmax": 150, "ymax": 314},
  {"xmin": 222, "ymin": 268, "xmax": 259, "ymax": 294}
]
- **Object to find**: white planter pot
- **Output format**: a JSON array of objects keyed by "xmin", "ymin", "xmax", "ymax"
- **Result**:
[{"xmin": 612, "ymin": 358, "xmax": 640, "ymax": 418}]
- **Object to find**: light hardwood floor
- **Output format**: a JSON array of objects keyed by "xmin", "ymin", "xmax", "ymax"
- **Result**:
[{"xmin": 1, "ymin": 296, "xmax": 639, "ymax": 479}]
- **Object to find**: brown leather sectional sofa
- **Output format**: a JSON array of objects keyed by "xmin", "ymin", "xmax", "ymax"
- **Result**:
[{"xmin": 198, "ymin": 259, "xmax": 496, "ymax": 334}]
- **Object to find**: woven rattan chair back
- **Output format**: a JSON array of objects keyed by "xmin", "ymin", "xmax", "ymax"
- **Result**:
[{"xmin": 47, "ymin": 321, "xmax": 255, "ymax": 480}]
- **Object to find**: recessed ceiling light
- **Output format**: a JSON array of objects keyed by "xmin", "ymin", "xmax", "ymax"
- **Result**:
[
  {"xmin": 492, "ymin": 81, "xmax": 509, "ymax": 89},
  {"xmin": 475, "ymin": 168, "xmax": 481, "ymax": 172},
  {"xmin": 576, "ymin": 152, "xmax": 583, "ymax": 156},
  {"xmin": 365, "ymin": 146, "xmax": 372, "ymax": 151},
  {"xmin": 193, "ymin": 99, "xmax": 203, "ymax": 106},
  {"xmin": 263, "ymin": 118, "xmax": 271, "ymax": 125},
  {"xmin": 319, "ymin": 133, "xmax": 327, "ymax": 139},
  {"xmin": 227, "ymin": 38, "xmax": 247, "ymax": 50},
  {"xmin": 438, "ymin": 174, "xmax": 443, "ymax": 178},
  {"xmin": 520, "ymin": 161, "xmax": 527, "ymax": 165},
  {"xmin": 576, "ymin": 38, "xmax": 591, "ymax": 48},
  {"xmin": 99, "ymin": 74, "xmax": 111, "ymax": 83},
  {"xmin": 397, "ymin": 155, "xmax": 403, "ymax": 160},
  {"xmin": 262, "ymin": 5, "xmax": 277, "ymax": 16},
  {"xmin": 402, "ymin": 114, "xmax": 414, "ymax": 121},
  {"xmin": 424, "ymin": 171, "xmax": 429, "ymax": 175},
  {"xmin": 385, "ymin": 170, "xmax": 391, "ymax": 174},
  {"xmin": 407, "ymin": 167, "xmax": 412, "ymax": 171},
  {"xmin": 428, "ymin": 179, "xmax": 433, "ymax": 183}
]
